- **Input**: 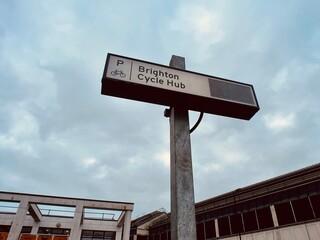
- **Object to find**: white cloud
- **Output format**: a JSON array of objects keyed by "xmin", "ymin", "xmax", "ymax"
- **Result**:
[
  {"xmin": 169, "ymin": 3, "xmax": 224, "ymax": 61},
  {"xmin": 93, "ymin": 165, "xmax": 109, "ymax": 180},
  {"xmin": 9, "ymin": 109, "xmax": 39, "ymax": 139},
  {"xmin": 199, "ymin": 162, "xmax": 222, "ymax": 174},
  {"xmin": 196, "ymin": 135, "xmax": 250, "ymax": 176},
  {"xmin": 0, "ymin": 108, "xmax": 39, "ymax": 157},
  {"xmin": 83, "ymin": 158, "xmax": 97, "ymax": 167},
  {"xmin": 0, "ymin": 134, "xmax": 36, "ymax": 158},
  {"xmin": 155, "ymin": 151, "xmax": 170, "ymax": 168},
  {"xmin": 264, "ymin": 113, "xmax": 295, "ymax": 132},
  {"xmin": 271, "ymin": 67, "xmax": 288, "ymax": 92}
]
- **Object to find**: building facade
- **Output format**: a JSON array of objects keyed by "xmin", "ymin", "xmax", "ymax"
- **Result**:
[
  {"xmin": 0, "ymin": 192, "xmax": 134, "ymax": 240},
  {"xmin": 131, "ymin": 163, "xmax": 320, "ymax": 240}
]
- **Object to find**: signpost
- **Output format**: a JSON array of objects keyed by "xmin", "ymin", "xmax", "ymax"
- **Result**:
[
  {"xmin": 101, "ymin": 53, "xmax": 259, "ymax": 240},
  {"xmin": 168, "ymin": 56, "xmax": 197, "ymax": 240},
  {"xmin": 102, "ymin": 53, "xmax": 259, "ymax": 120}
]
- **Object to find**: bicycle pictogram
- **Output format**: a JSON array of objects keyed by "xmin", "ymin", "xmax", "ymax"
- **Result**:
[{"xmin": 111, "ymin": 70, "xmax": 126, "ymax": 78}]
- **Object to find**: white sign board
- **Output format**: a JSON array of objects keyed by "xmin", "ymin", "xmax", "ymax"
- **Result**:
[{"xmin": 102, "ymin": 54, "xmax": 259, "ymax": 120}]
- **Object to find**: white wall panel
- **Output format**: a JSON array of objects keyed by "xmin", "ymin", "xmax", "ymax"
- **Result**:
[
  {"xmin": 221, "ymin": 221, "xmax": 320, "ymax": 240},
  {"xmin": 306, "ymin": 222, "xmax": 320, "ymax": 240}
]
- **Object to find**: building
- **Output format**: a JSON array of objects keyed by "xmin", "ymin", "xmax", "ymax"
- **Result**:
[
  {"xmin": 0, "ymin": 192, "xmax": 134, "ymax": 240},
  {"xmin": 131, "ymin": 163, "xmax": 320, "ymax": 240},
  {"xmin": 130, "ymin": 210, "xmax": 168, "ymax": 240}
]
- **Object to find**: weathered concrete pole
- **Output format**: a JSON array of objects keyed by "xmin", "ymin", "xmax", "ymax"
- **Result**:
[{"xmin": 169, "ymin": 56, "xmax": 197, "ymax": 240}]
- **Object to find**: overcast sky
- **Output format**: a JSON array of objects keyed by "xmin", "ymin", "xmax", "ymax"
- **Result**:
[{"xmin": 1, "ymin": 0, "xmax": 320, "ymax": 218}]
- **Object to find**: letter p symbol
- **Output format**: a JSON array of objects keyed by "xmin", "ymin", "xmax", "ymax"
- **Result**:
[{"xmin": 117, "ymin": 59, "xmax": 124, "ymax": 66}]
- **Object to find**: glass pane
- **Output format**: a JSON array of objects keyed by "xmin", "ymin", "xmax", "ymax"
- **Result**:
[
  {"xmin": 52, "ymin": 229, "xmax": 63, "ymax": 234},
  {"xmin": 218, "ymin": 216, "xmax": 231, "ymax": 237},
  {"xmin": 82, "ymin": 230, "xmax": 93, "ymax": 237},
  {"xmin": 196, "ymin": 222, "xmax": 205, "ymax": 240},
  {"xmin": 21, "ymin": 226, "xmax": 32, "ymax": 233},
  {"xmin": 93, "ymin": 231, "xmax": 104, "ymax": 237},
  {"xmin": 256, "ymin": 207, "xmax": 274, "ymax": 229},
  {"xmin": 160, "ymin": 232, "xmax": 167, "ymax": 240},
  {"xmin": 274, "ymin": 202, "xmax": 296, "ymax": 226},
  {"xmin": 230, "ymin": 214, "xmax": 244, "ymax": 234},
  {"xmin": 205, "ymin": 220, "xmax": 216, "ymax": 238},
  {"xmin": 292, "ymin": 198, "xmax": 315, "ymax": 222},
  {"xmin": 243, "ymin": 211, "xmax": 258, "ymax": 232},
  {"xmin": 310, "ymin": 194, "xmax": 320, "ymax": 218}
]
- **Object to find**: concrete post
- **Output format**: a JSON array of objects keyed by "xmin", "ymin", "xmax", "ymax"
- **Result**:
[
  {"xmin": 115, "ymin": 227, "xmax": 123, "ymax": 240},
  {"xmin": 31, "ymin": 223, "xmax": 40, "ymax": 234},
  {"xmin": 122, "ymin": 211, "xmax": 132, "ymax": 240},
  {"xmin": 169, "ymin": 56, "xmax": 197, "ymax": 240},
  {"xmin": 7, "ymin": 199, "xmax": 29, "ymax": 240},
  {"xmin": 69, "ymin": 201, "xmax": 84, "ymax": 240}
]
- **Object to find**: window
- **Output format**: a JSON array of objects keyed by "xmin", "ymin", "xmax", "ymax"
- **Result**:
[
  {"xmin": 256, "ymin": 207, "xmax": 274, "ymax": 229},
  {"xmin": 274, "ymin": 202, "xmax": 295, "ymax": 226},
  {"xmin": 230, "ymin": 213, "xmax": 244, "ymax": 234},
  {"xmin": 243, "ymin": 210, "xmax": 258, "ymax": 232},
  {"xmin": 137, "ymin": 236, "xmax": 148, "ymax": 240},
  {"xmin": 310, "ymin": 194, "xmax": 320, "ymax": 218},
  {"xmin": 38, "ymin": 228, "xmax": 70, "ymax": 236},
  {"xmin": 196, "ymin": 222, "xmax": 205, "ymax": 240},
  {"xmin": 0, "ymin": 225, "xmax": 10, "ymax": 232},
  {"xmin": 292, "ymin": 197, "xmax": 315, "ymax": 222},
  {"xmin": 80, "ymin": 230, "xmax": 115, "ymax": 240},
  {"xmin": 218, "ymin": 216, "xmax": 230, "ymax": 237},
  {"xmin": 160, "ymin": 232, "xmax": 168, "ymax": 240},
  {"xmin": 21, "ymin": 227, "xmax": 32, "ymax": 234},
  {"xmin": 205, "ymin": 220, "xmax": 216, "ymax": 239}
]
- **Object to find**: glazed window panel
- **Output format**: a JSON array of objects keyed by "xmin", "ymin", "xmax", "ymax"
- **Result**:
[
  {"xmin": 21, "ymin": 227, "xmax": 32, "ymax": 233},
  {"xmin": 38, "ymin": 227, "xmax": 70, "ymax": 236},
  {"xmin": 310, "ymin": 194, "xmax": 320, "ymax": 218},
  {"xmin": 205, "ymin": 220, "xmax": 216, "ymax": 239},
  {"xmin": 0, "ymin": 225, "xmax": 10, "ymax": 233},
  {"xmin": 230, "ymin": 214, "xmax": 244, "ymax": 234},
  {"xmin": 160, "ymin": 232, "xmax": 167, "ymax": 240},
  {"xmin": 51, "ymin": 229, "xmax": 64, "ymax": 235},
  {"xmin": 81, "ymin": 230, "xmax": 93, "ymax": 237},
  {"xmin": 80, "ymin": 230, "xmax": 115, "ymax": 240},
  {"xmin": 218, "ymin": 216, "xmax": 231, "ymax": 237},
  {"xmin": 137, "ymin": 236, "xmax": 147, "ymax": 240},
  {"xmin": 256, "ymin": 207, "xmax": 274, "ymax": 229},
  {"xmin": 104, "ymin": 232, "xmax": 116, "ymax": 240},
  {"xmin": 243, "ymin": 210, "xmax": 258, "ymax": 232},
  {"xmin": 274, "ymin": 202, "xmax": 295, "ymax": 226},
  {"xmin": 196, "ymin": 222, "xmax": 205, "ymax": 240},
  {"xmin": 94, "ymin": 231, "xmax": 104, "ymax": 237},
  {"xmin": 292, "ymin": 197, "xmax": 315, "ymax": 222}
]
